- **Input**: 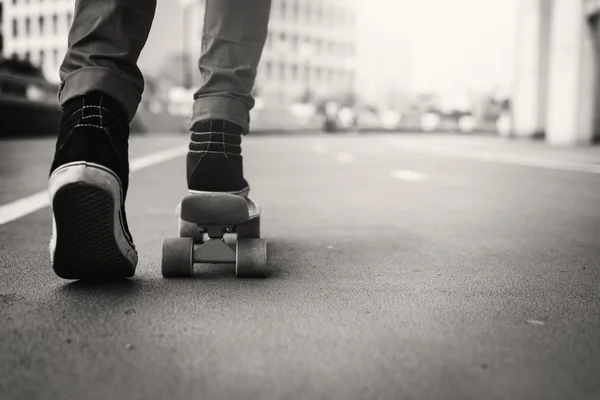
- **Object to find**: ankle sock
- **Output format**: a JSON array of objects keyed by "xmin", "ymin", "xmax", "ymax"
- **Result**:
[{"xmin": 189, "ymin": 120, "xmax": 243, "ymax": 155}]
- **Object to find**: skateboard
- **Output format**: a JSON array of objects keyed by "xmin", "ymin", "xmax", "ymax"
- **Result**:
[{"xmin": 161, "ymin": 193, "xmax": 266, "ymax": 278}]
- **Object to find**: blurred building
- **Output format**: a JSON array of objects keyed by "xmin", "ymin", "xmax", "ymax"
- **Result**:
[
  {"xmin": 183, "ymin": 0, "xmax": 357, "ymax": 105},
  {"xmin": 354, "ymin": 1, "xmax": 413, "ymax": 111},
  {"xmin": 513, "ymin": 0, "xmax": 600, "ymax": 145},
  {"xmin": 263, "ymin": 0, "xmax": 357, "ymax": 104},
  {"xmin": 1, "ymin": 0, "xmax": 72, "ymax": 83},
  {"xmin": 179, "ymin": 0, "xmax": 204, "ymax": 89}
]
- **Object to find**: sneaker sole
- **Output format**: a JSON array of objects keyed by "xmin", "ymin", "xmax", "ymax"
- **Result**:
[{"xmin": 49, "ymin": 162, "xmax": 137, "ymax": 280}]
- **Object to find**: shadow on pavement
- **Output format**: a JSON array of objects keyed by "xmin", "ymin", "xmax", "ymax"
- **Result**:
[{"xmin": 58, "ymin": 278, "xmax": 141, "ymax": 297}]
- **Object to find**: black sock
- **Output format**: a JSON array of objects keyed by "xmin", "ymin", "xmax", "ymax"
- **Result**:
[{"xmin": 189, "ymin": 120, "xmax": 243, "ymax": 155}]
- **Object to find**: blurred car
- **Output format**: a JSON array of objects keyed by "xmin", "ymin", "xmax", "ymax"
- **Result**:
[
  {"xmin": 458, "ymin": 115, "xmax": 476, "ymax": 132},
  {"xmin": 420, "ymin": 112, "xmax": 440, "ymax": 132},
  {"xmin": 337, "ymin": 107, "xmax": 356, "ymax": 130},
  {"xmin": 380, "ymin": 110, "xmax": 402, "ymax": 130},
  {"xmin": 496, "ymin": 111, "xmax": 511, "ymax": 137},
  {"xmin": 355, "ymin": 108, "xmax": 384, "ymax": 131},
  {"xmin": 322, "ymin": 101, "xmax": 340, "ymax": 132}
]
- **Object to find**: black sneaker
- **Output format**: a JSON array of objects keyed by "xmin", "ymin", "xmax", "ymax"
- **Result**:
[
  {"xmin": 187, "ymin": 120, "xmax": 250, "ymax": 195},
  {"xmin": 48, "ymin": 92, "xmax": 137, "ymax": 279}
]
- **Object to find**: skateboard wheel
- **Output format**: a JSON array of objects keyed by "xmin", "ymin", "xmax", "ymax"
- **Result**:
[
  {"xmin": 178, "ymin": 219, "xmax": 204, "ymax": 243},
  {"xmin": 161, "ymin": 237, "xmax": 194, "ymax": 277},
  {"xmin": 236, "ymin": 238, "xmax": 267, "ymax": 278},
  {"xmin": 237, "ymin": 216, "xmax": 260, "ymax": 239}
]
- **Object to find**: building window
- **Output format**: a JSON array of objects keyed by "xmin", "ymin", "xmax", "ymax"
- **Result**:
[
  {"xmin": 278, "ymin": 32, "xmax": 286, "ymax": 51},
  {"xmin": 39, "ymin": 50, "xmax": 45, "ymax": 68},
  {"xmin": 291, "ymin": 64, "xmax": 298, "ymax": 82},
  {"xmin": 265, "ymin": 61, "xmax": 272, "ymax": 80},
  {"xmin": 53, "ymin": 49, "xmax": 60, "ymax": 68},
  {"xmin": 279, "ymin": 62, "xmax": 286, "ymax": 81},
  {"xmin": 12, "ymin": 19, "xmax": 18, "ymax": 37},
  {"xmin": 25, "ymin": 18, "xmax": 31, "ymax": 36},
  {"xmin": 52, "ymin": 14, "xmax": 58, "ymax": 34},
  {"xmin": 39, "ymin": 16, "xmax": 45, "ymax": 35},
  {"xmin": 280, "ymin": 0, "xmax": 287, "ymax": 19},
  {"xmin": 266, "ymin": 31, "xmax": 272, "ymax": 49},
  {"xmin": 292, "ymin": 0, "xmax": 299, "ymax": 22},
  {"xmin": 67, "ymin": 12, "xmax": 73, "ymax": 29},
  {"xmin": 25, "ymin": 51, "xmax": 30, "ymax": 61}
]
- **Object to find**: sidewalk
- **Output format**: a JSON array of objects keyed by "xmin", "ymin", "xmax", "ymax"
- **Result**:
[{"xmin": 381, "ymin": 133, "xmax": 600, "ymax": 165}]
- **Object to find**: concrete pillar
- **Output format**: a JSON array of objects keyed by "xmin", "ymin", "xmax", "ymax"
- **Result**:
[
  {"xmin": 545, "ymin": 0, "xmax": 595, "ymax": 145},
  {"xmin": 512, "ymin": 0, "xmax": 553, "ymax": 138}
]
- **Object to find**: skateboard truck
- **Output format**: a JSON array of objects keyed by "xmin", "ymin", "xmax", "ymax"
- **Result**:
[
  {"xmin": 193, "ymin": 226, "xmax": 237, "ymax": 263},
  {"xmin": 161, "ymin": 193, "xmax": 266, "ymax": 278}
]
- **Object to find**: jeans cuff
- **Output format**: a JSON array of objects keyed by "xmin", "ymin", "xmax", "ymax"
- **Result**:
[
  {"xmin": 189, "ymin": 96, "xmax": 250, "ymax": 134},
  {"xmin": 58, "ymin": 67, "xmax": 141, "ymax": 123}
]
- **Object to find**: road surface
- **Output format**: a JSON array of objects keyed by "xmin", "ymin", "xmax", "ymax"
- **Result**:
[{"xmin": 1, "ymin": 133, "xmax": 599, "ymax": 400}]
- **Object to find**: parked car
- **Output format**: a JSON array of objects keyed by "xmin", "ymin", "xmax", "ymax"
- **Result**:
[
  {"xmin": 458, "ymin": 114, "xmax": 476, "ymax": 132},
  {"xmin": 380, "ymin": 110, "xmax": 402, "ymax": 130},
  {"xmin": 420, "ymin": 112, "xmax": 440, "ymax": 132}
]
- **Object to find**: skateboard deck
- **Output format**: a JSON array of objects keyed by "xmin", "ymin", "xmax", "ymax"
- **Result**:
[{"xmin": 161, "ymin": 193, "xmax": 266, "ymax": 278}]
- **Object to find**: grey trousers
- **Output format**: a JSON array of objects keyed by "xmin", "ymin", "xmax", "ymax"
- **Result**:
[{"xmin": 58, "ymin": 0, "xmax": 271, "ymax": 133}]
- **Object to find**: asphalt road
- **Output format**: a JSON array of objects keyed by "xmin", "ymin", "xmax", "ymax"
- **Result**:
[{"xmin": 1, "ymin": 132, "xmax": 599, "ymax": 400}]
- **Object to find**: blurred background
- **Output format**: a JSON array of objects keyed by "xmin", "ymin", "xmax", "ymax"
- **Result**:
[
  {"xmin": 2, "ymin": 3, "xmax": 600, "ymax": 396},
  {"xmin": 0, "ymin": 0, "xmax": 598, "ymax": 145}
]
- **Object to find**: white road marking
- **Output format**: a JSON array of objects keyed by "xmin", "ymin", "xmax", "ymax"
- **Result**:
[
  {"xmin": 526, "ymin": 320, "xmax": 546, "ymax": 326},
  {"xmin": 383, "ymin": 139, "xmax": 600, "ymax": 175},
  {"xmin": 336, "ymin": 153, "xmax": 355, "ymax": 163},
  {"xmin": 130, "ymin": 145, "xmax": 187, "ymax": 171},
  {"xmin": 0, "ymin": 192, "xmax": 50, "ymax": 227},
  {"xmin": 0, "ymin": 145, "xmax": 188, "ymax": 226},
  {"xmin": 390, "ymin": 169, "xmax": 427, "ymax": 182}
]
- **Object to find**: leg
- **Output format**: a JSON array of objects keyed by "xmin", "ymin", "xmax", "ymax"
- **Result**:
[
  {"xmin": 186, "ymin": 0, "xmax": 271, "ymax": 195},
  {"xmin": 191, "ymin": 0, "xmax": 271, "ymax": 132},
  {"xmin": 49, "ymin": 0, "xmax": 156, "ymax": 279},
  {"xmin": 58, "ymin": 0, "xmax": 155, "ymax": 121}
]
